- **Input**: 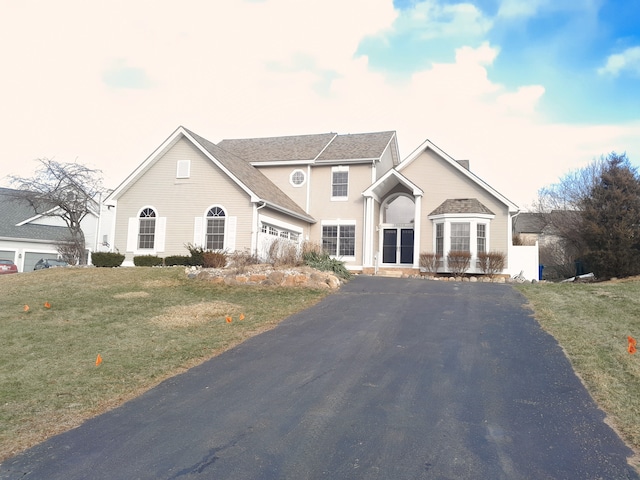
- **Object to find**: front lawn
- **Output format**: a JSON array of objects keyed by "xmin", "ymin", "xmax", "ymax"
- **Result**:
[
  {"xmin": 517, "ymin": 279, "xmax": 640, "ymax": 457},
  {"xmin": 0, "ymin": 267, "xmax": 330, "ymax": 461}
]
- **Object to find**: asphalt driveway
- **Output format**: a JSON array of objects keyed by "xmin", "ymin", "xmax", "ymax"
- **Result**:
[{"xmin": 1, "ymin": 276, "xmax": 637, "ymax": 479}]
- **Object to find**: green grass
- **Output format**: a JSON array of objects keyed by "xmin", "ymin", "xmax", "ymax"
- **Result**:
[
  {"xmin": 516, "ymin": 279, "xmax": 640, "ymax": 457},
  {"xmin": 0, "ymin": 267, "xmax": 330, "ymax": 460}
]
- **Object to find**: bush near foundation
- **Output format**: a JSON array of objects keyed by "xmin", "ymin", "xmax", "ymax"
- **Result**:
[
  {"xmin": 133, "ymin": 255, "xmax": 163, "ymax": 267},
  {"xmin": 91, "ymin": 252, "xmax": 125, "ymax": 268}
]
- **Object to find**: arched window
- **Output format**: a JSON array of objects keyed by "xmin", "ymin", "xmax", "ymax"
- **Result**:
[
  {"xmin": 206, "ymin": 207, "xmax": 226, "ymax": 250},
  {"xmin": 382, "ymin": 195, "xmax": 415, "ymax": 224},
  {"xmin": 138, "ymin": 208, "xmax": 156, "ymax": 249}
]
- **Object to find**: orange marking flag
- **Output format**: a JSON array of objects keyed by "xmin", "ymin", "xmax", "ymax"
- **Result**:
[
  {"xmin": 44, "ymin": 302, "xmax": 51, "ymax": 309},
  {"xmin": 96, "ymin": 354, "xmax": 103, "ymax": 366},
  {"xmin": 23, "ymin": 305, "xmax": 30, "ymax": 312},
  {"xmin": 226, "ymin": 316, "xmax": 232, "ymax": 323},
  {"xmin": 239, "ymin": 313, "xmax": 245, "ymax": 321}
]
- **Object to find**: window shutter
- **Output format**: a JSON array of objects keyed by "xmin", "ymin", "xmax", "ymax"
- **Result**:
[
  {"xmin": 156, "ymin": 217, "xmax": 167, "ymax": 252},
  {"xmin": 126, "ymin": 218, "xmax": 137, "ymax": 252},
  {"xmin": 226, "ymin": 216, "xmax": 237, "ymax": 251},
  {"xmin": 193, "ymin": 217, "xmax": 203, "ymax": 247}
]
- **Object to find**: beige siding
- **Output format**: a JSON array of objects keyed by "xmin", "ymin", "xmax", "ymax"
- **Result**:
[
  {"xmin": 308, "ymin": 163, "xmax": 372, "ymax": 267},
  {"xmin": 401, "ymin": 149, "xmax": 510, "ymax": 260},
  {"xmin": 114, "ymin": 138, "xmax": 254, "ymax": 262},
  {"xmin": 255, "ymin": 165, "xmax": 309, "ymax": 212},
  {"xmin": 377, "ymin": 146, "xmax": 396, "ymax": 180}
]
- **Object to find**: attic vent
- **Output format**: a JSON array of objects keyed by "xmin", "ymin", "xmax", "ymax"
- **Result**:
[{"xmin": 176, "ymin": 160, "xmax": 191, "ymax": 179}]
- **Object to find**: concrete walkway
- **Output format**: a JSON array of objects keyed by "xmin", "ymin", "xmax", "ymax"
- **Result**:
[{"xmin": 1, "ymin": 276, "xmax": 637, "ymax": 479}]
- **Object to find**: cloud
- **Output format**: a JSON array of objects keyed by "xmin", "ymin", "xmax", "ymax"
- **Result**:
[
  {"xmin": 598, "ymin": 46, "xmax": 640, "ymax": 77},
  {"xmin": 1, "ymin": 0, "xmax": 639, "ymax": 211}
]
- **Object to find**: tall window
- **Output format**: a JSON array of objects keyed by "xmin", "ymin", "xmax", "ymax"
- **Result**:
[
  {"xmin": 206, "ymin": 207, "xmax": 225, "ymax": 250},
  {"xmin": 322, "ymin": 225, "xmax": 355, "ymax": 257},
  {"xmin": 450, "ymin": 222, "xmax": 470, "ymax": 251},
  {"xmin": 138, "ymin": 208, "xmax": 156, "ymax": 249},
  {"xmin": 435, "ymin": 223, "xmax": 444, "ymax": 257},
  {"xmin": 477, "ymin": 224, "xmax": 486, "ymax": 254},
  {"xmin": 331, "ymin": 167, "xmax": 349, "ymax": 199}
]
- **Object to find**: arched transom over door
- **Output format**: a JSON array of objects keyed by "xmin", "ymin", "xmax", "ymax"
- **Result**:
[{"xmin": 381, "ymin": 194, "xmax": 415, "ymax": 265}]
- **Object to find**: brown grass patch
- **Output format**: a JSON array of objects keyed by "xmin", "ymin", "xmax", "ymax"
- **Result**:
[
  {"xmin": 150, "ymin": 301, "xmax": 241, "ymax": 328},
  {"xmin": 113, "ymin": 291, "xmax": 150, "ymax": 299}
]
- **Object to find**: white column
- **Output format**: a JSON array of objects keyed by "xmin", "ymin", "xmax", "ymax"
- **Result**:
[{"xmin": 413, "ymin": 194, "xmax": 422, "ymax": 268}]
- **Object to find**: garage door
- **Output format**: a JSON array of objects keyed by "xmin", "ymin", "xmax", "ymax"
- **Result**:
[
  {"xmin": 0, "ymin": 250, "xmax": 16, "ymax": 262},
  {"xmin": 24, "ymin": 252, "xmax": 55, "ymax": 272}
]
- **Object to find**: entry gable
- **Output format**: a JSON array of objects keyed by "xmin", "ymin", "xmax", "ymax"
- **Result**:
[{"xmin": 363, "ymin": 169, "xmax": 424, "ymax": 203}]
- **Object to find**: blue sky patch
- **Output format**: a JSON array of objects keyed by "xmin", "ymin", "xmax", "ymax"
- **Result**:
[{"xmin": 103, "ymin": 60, "xmax": 152, "ymax": 90}]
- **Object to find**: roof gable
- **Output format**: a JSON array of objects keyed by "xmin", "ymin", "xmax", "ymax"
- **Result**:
[
  {"xmin": 399, "ymin": 139, "xmax": 519, "ymax": 213},
  {"xmin": 107, "ymin": 127, "xmax": 315, "ymax": 223}
]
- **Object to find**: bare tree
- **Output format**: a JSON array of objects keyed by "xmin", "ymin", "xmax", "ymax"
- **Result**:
[
  {"xmin": 9, "ymin": 158, "xmax": 104, "ymax": 265},
  {"xmin": 533, "ymin": 158, "xmax": 606, "ymax": 275}
]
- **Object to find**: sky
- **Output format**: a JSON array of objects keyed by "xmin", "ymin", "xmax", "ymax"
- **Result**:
[{"xmin": 1, "ymin": 0, "xmax": 639, "ymax": 209}]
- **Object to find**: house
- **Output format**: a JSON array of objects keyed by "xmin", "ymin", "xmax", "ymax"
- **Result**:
[
  {"xmin": 103, "ymin": 126, "xmax": 538, "ymax": 278},
  {"xmin": 0, "ymin": 187, "xmax": 100, "ymax": 271}
]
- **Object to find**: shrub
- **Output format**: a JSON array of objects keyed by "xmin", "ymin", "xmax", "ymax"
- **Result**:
[
  {"xmin": 203, "ymin": 251, "xmax": 227, "ymax": 268},
  {"xmin": 303, "ymin": 249, "xmax": 351, "ymax": 280},
  {"xmin": 164, "ymin": 255, "xmax": 192, "ymax": 266},
  {"xmin": 133, "ymin": 255, "xmax": 163, "ymax": 267},
  {"xmin": 478, "ymin": 251, "xmax": 506, "ymax": 277},
  {"xmin": 419, "ymin": 252, "xmax": 440, "ymax": 274},
  {"xmin": 266, "ymin": 238, "xmax": 301, "ymax": 267},
  {"xmin": 91, "ymin": 252, "xmax": 125, "ymax": 268},
  {"xmin": 229, "ymin": 249, "xmax": 260, "ymax": 273},
  {"xmin": 185, "ymin": 243, "xmax": 205, "ymax": 266},
  {"xmin": 447, "ymin": 250, "xmax": 471, "ymax": 277}
]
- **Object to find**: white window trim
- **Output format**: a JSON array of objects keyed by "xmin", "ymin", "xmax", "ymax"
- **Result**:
[
  {"xmin": 321, "ymin": 219, "xmax": 356, "ymax": 260},
  {"xmin": 289, "ymin": 169, "xmax": 307, "ymax": 187},
  {"xmin": 259, "ymin": 214, "xmax": 303, "ymax": 234},
  {"xmin": 128, "ymin": 206, "xmax": 166, "ymax": 255},
  {"xmin": 331, "ymin": 166, "xmax": 349, "ymax": 201},
  {"xmin": 202, "ymin": 205, "xmax": 228, "ymax": 251}
]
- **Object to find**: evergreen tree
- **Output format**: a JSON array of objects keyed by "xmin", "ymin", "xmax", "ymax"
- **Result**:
[{"xmin": 579, "ymin": 153, "xmax": 640, "ymax": 279}]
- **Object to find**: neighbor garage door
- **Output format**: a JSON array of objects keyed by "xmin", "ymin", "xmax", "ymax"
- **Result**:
[
  {"xmin": 24, "ymin": 252, "xmax": 51, "ymax": 273},
  {"xmin": 0, "ymin": 250, "xmax": 16, "ymax": 262}
]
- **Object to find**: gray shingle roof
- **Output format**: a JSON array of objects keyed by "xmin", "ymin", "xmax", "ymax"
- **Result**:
[
  {"xmin": 184, "ymin": 129, "xmax": 315, "ymax": 223},
  {"xmin": 0, "ymin": 188, "xmax": 70, "ymax": 242},
  {"xmin": 316, "ymin": 131, "xmax": 396, "ymax": 162},
  {"xmin": 217, "ymin": 131, "xmax": 397, "ymax": 164},
  {"xmin": 429, "ymin": 198, "xmax": 495, "ymax": 216},
  {"xmin": 217, "ymin": 133, "xmax": 337, "ymax": 163}
]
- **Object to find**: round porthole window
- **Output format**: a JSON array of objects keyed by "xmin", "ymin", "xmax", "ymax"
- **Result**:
[{"xmin": 290, "ymin": 169, "xmax": 306, "ymax": 187}]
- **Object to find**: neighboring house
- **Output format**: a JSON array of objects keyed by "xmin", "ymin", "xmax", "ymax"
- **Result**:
[
  {"xmin": 0, "ymin": 187, "xmax": 100, "ymax": 271},
  {"xmin": 103, "ymin": 126, "xmax": 538, "ymax": 278},
  {"xmin": 514, "ymin": 211, "xmax": 576, "ymax": 279}
]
